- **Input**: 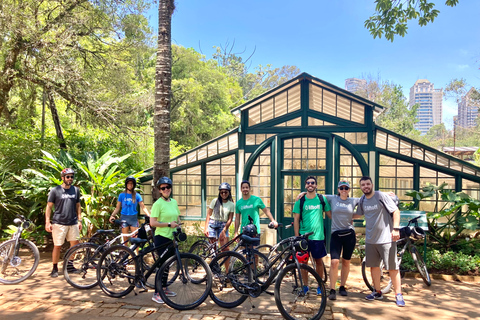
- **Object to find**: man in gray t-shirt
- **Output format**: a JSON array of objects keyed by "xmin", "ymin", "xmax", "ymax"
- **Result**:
[{"xmin": 355, "ymin": 176, "xmax": 405, "ymax": 307}]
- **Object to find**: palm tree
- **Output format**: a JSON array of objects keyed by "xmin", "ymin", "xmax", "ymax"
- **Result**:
[{"xmin": 153, "ymin": 0, "xmax": 175, "ymax": 200}]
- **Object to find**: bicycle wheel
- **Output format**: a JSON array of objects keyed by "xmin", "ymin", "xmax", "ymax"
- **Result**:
[
  {"xmin": 275, "ymin": 263, "xmax": 327, "ymax": 320},
  {"xmin": 361, "ymin": 257, "xmax": 392, "ymax": 294},
  {"xmin": 410, "ymin": 246, "xmax": 431, "ymax": 286},
  {"xmin": 209, "ymin": 251, "xmax": 251, "ymax": 308},
  {"xmin": 256, "ymin": 244, "xmax": 273, "ymax": 255},
  {"xmin": 157, "ymin": 253, "xmax": 212, "ymax": 310},
  {"xmin": 89, "ymin": 231, "xmax": 117, "ymax": 246},
  {"xmin": 241, "ymin": 249, "xmax": 270, "ymax": 284},
  {"xmin": 0, "ymin": 239, "xmax": 39, "ymax": 284},
  {"xmin": 140, "ymin": 242, "xmax": 159, "ymax": 289},
  {"xmin": 63, "ymin": 242, "xmax": 101, "ymax": 290},
  {"xmin": 189, "ymin": 240, "xmax": 212, "ymax": 260},
  {"xmin": 96, "ymin": 245, "xmax": 138, "ymax": 298},
  {"xmin": 309, "ymin": 255, "xmax": 328, "ymax": 283}
]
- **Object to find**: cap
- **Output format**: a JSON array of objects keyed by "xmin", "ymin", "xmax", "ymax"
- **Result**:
[{"xmin": 337, "ymin": 180, "xmax": 350, "ymax": 188}]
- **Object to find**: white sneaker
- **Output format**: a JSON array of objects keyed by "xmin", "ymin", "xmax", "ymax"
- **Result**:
[
  {"xmin": 164, "ymin": 288, "xmax": 177, "ymax": 297},
  {"xmin": 152, "ymin": 293, "xmax": 164, "ymax": 304}
]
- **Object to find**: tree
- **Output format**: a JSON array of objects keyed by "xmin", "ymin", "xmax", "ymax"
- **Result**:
[
  {"xmin": 365, "ymin": 0, "xmax": 459, "ymax": 41},
  {"xmin": 153, "ymin": 0, "xmax": 175, "ymax": 201}
]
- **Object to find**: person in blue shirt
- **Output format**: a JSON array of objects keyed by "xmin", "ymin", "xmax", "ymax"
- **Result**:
[{"xmin": 109, "ymin": 176, "xmax": 150, "ymax": 234}]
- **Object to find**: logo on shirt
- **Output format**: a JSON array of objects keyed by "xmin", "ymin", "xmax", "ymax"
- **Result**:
[
  {"xmin": 364, "ymin": 204, "xmax": 379, "ymax": 211},
  {"xmin": 241, "ymin": 204, "xmax": 254, "ymax": 210},
  {"xmin": 61, "ymin": 194, "xmax": 76, "ymax": 199},
  {"xmin": 336, "ymin": 202, "xmax": 349, "ymax": 208},
  {"xmin": 305, "ymin": 204, "xmax": 320, "ymax": 210}
]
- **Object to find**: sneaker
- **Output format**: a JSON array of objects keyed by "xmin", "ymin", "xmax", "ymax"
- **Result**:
[
  {"xmin": 152, "ymin": 293, "xmax": 164, "ymax": 304},
  {"xmin": 67, "ymin": 263, "xmax": 82, "ymax": 274},
  {"xmin": 339, "ymin": 286, "xmax": 348, "ymax": 296},
  {"xmin": 316, "ymin": 287, "xmax": 322, "ymax": 295},
  {"xmin": 396, "ymin": 293, "xmax": 405, "ymax": 307},
  {"xmin": 328, "ymin": 289, "xmax": 337, "ymax": 300},
  {"xmin": 302, "ymin": 286, "xmax": 309, "ymax": 294},
  {"xmin": 365, "ymin": 291, "xmax": 383, "ymax": 300},
  {"xmin": 49, "ymin": 270, "xmax": 58, "ymax": 278},
  {"xmin": 164, "ymin": 288, "xmax": 177, "ymax": 297}
]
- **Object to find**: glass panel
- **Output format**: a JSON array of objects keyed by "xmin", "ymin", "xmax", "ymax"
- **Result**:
[
  {"xmin": 286, "ymin": 117, "xmax": 302, "ymax": 126},
  {"xmin": 173, "ymin": 165, "xmax": 202, "ymax": 218},
  {"xmin": 323, "ymin": 121, "xmax": 337, "ymax": 126},
  {"xmin": 248, "ymin": 147, "xmax": 271, "ymax": 216},
  {"xmin": 197, "ymin": 147, "xmax": 207, "ymax": 161},
  {"xmin": 344, "ymin": 132, "xmax": 356, "ymax": 144},
  {"xmin": 248, "ymin": 104, "xmax": 261, "ymax": 126},
  {"xmin": 177, "ymin": 155, "xmax": 187, "ymax": 166},
  {"xmin": 375, "ymin": 131, "xmax": 387, "ymax": 149},
  {"xmin": 309, "ymin": 83, "xmax": 323, "ymax": 113},
  {"xmin": 449, "ymin": 160, "xmax": 462, "ymax": 172},
  {"xmin": 351, "ymin": 101, "xmax": 365, "ymax": 124},
  {"xmin": 287, "ymin": 85, "xmax": 301, "ymax": 112},
  {"xmin": 218, "ymin": 136, "xmax": 228, "ymax": 153},
  {"xmin": 337, "ymin": 96, "xmax": 350, "ymax": 121},
  {"xmin": 255, "ymin": 134, "xmax": 266, "ymax": 145},
  {"xmin": 208, "ymin": 141, "xmax": 218, "ymax": 157},
  {"xmin": 187, "ymin": 151, "xmax": 196, "ymax": 163},
  {"xmin": 412, "ymin": 146, "xmax": 424, "ymax": 161},
  {"xmin": 463, "ymin": 166, "xmax": 475, "ymax": 175},
  {"xmin": 323, "ymin": 90, "xmax": 336, "ymax": 116},
  {"xmin": 261, "ymin": 98, "xmax": 274, "ymax": 122},
  {"xmin": 228, "ymin": 133, "xmax": 238, "ymax": 150},
  {"xmin": 246, "ymin": 134, "xmax": 256, "ymax": 145},
  {"xmin": 275, "ymin": 91, "xmax": 288, "ymax": 118},
  {"xmin": 399, "ymin": 140, "xmax": 411, "ymax": 157},
  {"xmin": 387, "ymin": 135, "xmax": 399, "ymax": 153},
  {"xmin": 308, "ymin": 117, "xmax": 324, "ymax": 126},
  {"xmin": 357, "ymin": 132, "xmax": 368, "ymax": 144},
  {"xmin": 424, "ymin": 150, "xmax": 436, "ymax": 164},
  {"xmin": 436, "ymin": 156, "xmax": 449, "ymax": 167}
]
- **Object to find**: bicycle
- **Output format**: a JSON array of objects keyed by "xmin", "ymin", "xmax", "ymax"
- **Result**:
[
  {"xmin": 0, "ymin": 215, "xmax": 40, "ymax": 284},
  {"xmin": 209, "ymin": 231, "xmax": 327, "ymax": 320},
  {"xmin": 96, "ymin": 225, "xmax": 213, "ymax": 310},
  {"xmin": 361, "ymin": 216, "xmax": 432, "ymax": 293},
  {"xmin": 256, "ymin": 222, "xmax": 328, "ymax": 283},
  {"xmin": 63, "ymin": 220, "xmax": 157, "ymax": 290}
]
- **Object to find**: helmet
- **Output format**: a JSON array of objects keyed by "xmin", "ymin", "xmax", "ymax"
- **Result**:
[
  {"xmin": 296, "ymin": 251, "xmax": 309, "ymax": 264},
  {"xmin": 61, "ymin": 168, "xmax": 75, "ymax": 177},
  {"xmin": 218, "ymin": 182, "xmax": 231, "ymax": 191},
  {"xmin": 242, "ymin": 224, "xmax": 258, "ymax": 237},
  {"xmin": 125, "ymin": 176, "xmax": 137, "ymax": 189},
  {"xmin": 156, "ymin": 176, "xmax": 172, "ymax": 187}
]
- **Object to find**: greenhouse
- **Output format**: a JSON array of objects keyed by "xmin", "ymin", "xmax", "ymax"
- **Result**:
[{"xmin": 140, "ymin": 72, "xmax": 480, "ymax": 244}]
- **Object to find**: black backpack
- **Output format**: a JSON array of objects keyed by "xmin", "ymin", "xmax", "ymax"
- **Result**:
[
  {"xmin": 299, "ymin": 193, "xmax": 326, "ymax": 222},
  {"xmin": 358, "ymin": 191, "xmax": 399, "ymax": 215}
]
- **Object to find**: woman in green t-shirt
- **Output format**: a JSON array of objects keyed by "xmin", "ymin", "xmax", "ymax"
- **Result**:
[
  {"xmin": 204, "ymin": 182, "xmax": 235, "ymax": 251},
  {"xmin": 150, "ymin": 176, "xmax": 181, "ymax": 304}
]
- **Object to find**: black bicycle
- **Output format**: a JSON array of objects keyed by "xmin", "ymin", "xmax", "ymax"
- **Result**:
[
  {"xmin": 362, "ymin": 216, "xmax": 432, "ymax": 293},
  {"xmin": 209, "ymin": 231, "xmax": 327, "ymax": 320},
  {"xmin": 0, "ymin": 215, "xmax": 40, "ymax": 284},
  {"xmin": 96, "ymin": 225, "xmax": 212, "ymax": 310}
]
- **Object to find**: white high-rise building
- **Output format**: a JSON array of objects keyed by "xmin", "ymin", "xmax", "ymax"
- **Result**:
[
  {"xmin": 458, "ymin": 88, "xmax": 479, "ymax": 128},
  {"xmin": 345, "ymin": 78, "xmax": 367, "ymax": 94},
  {"xmin": 409, "ymin": 79, "xmax": 443, "ymax": 135}
]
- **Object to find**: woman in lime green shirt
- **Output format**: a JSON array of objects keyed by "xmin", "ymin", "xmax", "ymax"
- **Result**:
[{"xmin": 150, "ymin": 176, "xmax": 181, "ymax": 304}]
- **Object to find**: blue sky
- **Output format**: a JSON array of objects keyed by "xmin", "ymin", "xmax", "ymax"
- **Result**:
[{"xmin": 147, "ymin": 1, "xmax": 480, "ymax": 130}]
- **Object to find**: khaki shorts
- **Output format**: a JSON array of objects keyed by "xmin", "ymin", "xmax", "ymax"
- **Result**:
[{"xmin": 52, "ymin": 224, "xmax": 80, "ymax": 246}]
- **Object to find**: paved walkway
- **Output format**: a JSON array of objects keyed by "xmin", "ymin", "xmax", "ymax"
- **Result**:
[{"xmin": 0, "ymin": 253, "xmax": 479, "ymax": 320}]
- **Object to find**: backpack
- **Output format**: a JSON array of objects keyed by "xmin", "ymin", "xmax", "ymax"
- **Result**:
[
  {"xmin": 358, "ymin": 191, "xmax": 399, "ymax": 215},
  {"xmin": 299, "ymin": 193, "xmax": 326, "ymax": 222}
]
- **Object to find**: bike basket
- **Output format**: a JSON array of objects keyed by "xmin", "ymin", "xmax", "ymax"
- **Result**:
[{"xmin": 294, "ymin": 239, "xmax": 308, "ymax": 252}]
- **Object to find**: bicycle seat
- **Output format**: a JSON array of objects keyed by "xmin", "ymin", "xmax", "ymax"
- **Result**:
[
  {"xmin": 129, "ymin": 238, "xmax": 148, "ymax": 245},
  {"xmin": 240, "ymin": 234, "xmax": 260, "ymax": 246},
  {"xmin": 96, "ymin": 229, "xmax": 115, "ymax": 234}
]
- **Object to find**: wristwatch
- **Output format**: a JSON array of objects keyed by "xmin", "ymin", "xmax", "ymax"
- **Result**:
[
  {"xmin": 393, "ymin": 227, "xmax": 400, "ymax": 231},
  {"xmin": 168, "ymin": 222, "xmax": 171, "ymax": 228}
]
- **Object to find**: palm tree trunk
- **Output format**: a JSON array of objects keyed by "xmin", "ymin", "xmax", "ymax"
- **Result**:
[{"xmin": 153, "ymin": 0, "xmax": 175, "ymax": 201}]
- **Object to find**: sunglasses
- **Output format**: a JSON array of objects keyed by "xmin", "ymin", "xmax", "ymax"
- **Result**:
[
  {"xmin": 160, "ymin": 186, "xmax": 172, "ymax": 190},
  {"xmin": 339, "ymin": 186, "xmax": 349, "ymax": 190},
  {"xmin": 220, "ymin": 191, "xmax": 229, "ymax": 195},
  {"xmin": 65, "ymin": 175, "xmax": 74, "ymax": 179},
  {"xmin": 306, "ymin": 181, "xmax": 316, "ymax": 185}
]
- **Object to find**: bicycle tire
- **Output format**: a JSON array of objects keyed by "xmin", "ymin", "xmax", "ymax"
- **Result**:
[
  {"xmin": 157, "ymin": 253, "xmax": 212, "ymax": 310},
  {"xmin": 361, "ymin": 257, "xmax": 393, "ymax": 294},
  {"xmin": 89, "ymin": 231, "xmax": 117, "ymax": 246},
  {"xmin": 0, "ymin": 239, "xmax": 39, "ymax": 284},
  {"xmin": 140, "ymin": 242, "xmax": 160, "ymax": 289},
  {"xmin": 189, "ymin": 240, "xmax": 212, "ymax": 260},
  {"xmin": 209, "ymin": 251, "xmax": 251, "ymax": 308},
  {"xmin": 237, "ymin": 248, "xmax": 270, "ymax": 284},
  {"xmin": 274, "ymin": 263, "xmax": 327, "ymax": 320},
  {"xmin": 63, "ymin": 242, "xmax": 101, "ymax": 290},
  {"xmin": 96, "ymin": 245, "xmax": 138, "ymax": 298},
  {"xmin": 410, "ymin": 246, "xmax": 431, "ymax": 286},
  {"xmin": 309, "ymin": 255, "xmax": 328, "ymax": 283},
  {"xmin": 256, "ymin": 244, "xmax": 273, "ymax": 255}
]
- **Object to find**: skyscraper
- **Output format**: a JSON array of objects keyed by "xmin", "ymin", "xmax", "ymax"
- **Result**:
[
  {"xmin": 458, "ymin": 88, "xmax": 479, "ymax": 128},
  {"xmin": 345, "ymin": 78, "xmax": 367, "ymax": 94},
  {"xmin": 409, "ymin": 79, "xmax": 443, "ymax": 135}
]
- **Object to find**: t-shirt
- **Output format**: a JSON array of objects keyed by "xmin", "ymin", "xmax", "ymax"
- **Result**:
[
  {"xmin": 150, "ymin": 198, "xmax": 181, "ymax": 240},
  {"xmin": 355, "ymin": 191, "xmax": 398, "ymax": 244},
  {"xmin": 209, "ymin": 199, "xmax": 235, "ymax": 222},
  {"xmin": 48, "ymin": 185, "xmax": 81, "ymax": 225},
  {"xmin": 118, "ymin": 192, "xmax": 143, "ymax": 216},
  {"xmin": 293, "ymin": 194, "xmax": 331, "ymax": 241},
  {"xmin": 235, "ymin": 195, "xmax": 265, "ymax": 233},
  {"xmin": 325, "ymin": 195, "xmax": 359, "ymax": 233}
]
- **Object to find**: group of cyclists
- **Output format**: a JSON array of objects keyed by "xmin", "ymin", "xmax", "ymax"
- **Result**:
[{"xmin": 45, "ymin": 168, "xmax": 405, "ymax": 308}]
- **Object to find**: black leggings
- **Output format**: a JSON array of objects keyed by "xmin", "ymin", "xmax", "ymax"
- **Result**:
[
  {"xmin": 154, "ymin": 235, "xmax": 175, "ymax": 293},
  {"xmin": 329, "ymin": 229, "xmax": 356, "ymax": 260}
]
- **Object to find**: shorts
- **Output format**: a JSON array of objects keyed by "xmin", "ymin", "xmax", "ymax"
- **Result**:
[
  {"xmin": 330, "ymin": 229, "xmax": 356, "ymax": 260},
  {"xmin": 365, "ymin": 242, "xmax": 399, "ymax": 270},
  {"xmin": 52, "ymin": 224, "xmax": 80, "ymax": 246},
  {"xmin": 207, "ymin": 220, "xmax": 229, "ymax": 238},
  {"xmin": 120, "ymin": 214, "xmax": 139, "ymax": 228},
  {"xmin": 307, "ymin": 239, "xmax": 327, "ymax": 260}
]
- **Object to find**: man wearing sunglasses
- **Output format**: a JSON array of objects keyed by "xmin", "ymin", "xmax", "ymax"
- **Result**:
[
  {"xmin": 293, "ymin": 176, "xmax": 331, "ymax": 295},
  {"xmin": 45, "ymin": 168, "xmax": 82, "ymax": 278}
]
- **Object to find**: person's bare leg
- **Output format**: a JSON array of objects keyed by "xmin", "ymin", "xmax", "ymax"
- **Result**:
[
  {"xmin": 370, "ymin": 266, "xmax": 381, "ymax": 292},
  {"xmin": 340, "ymin": 259, "xmax": 351, "ymax": 286},
  {"xmin": 329, "ymin": 259, "xmax": 339, "ymax": 290}
]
